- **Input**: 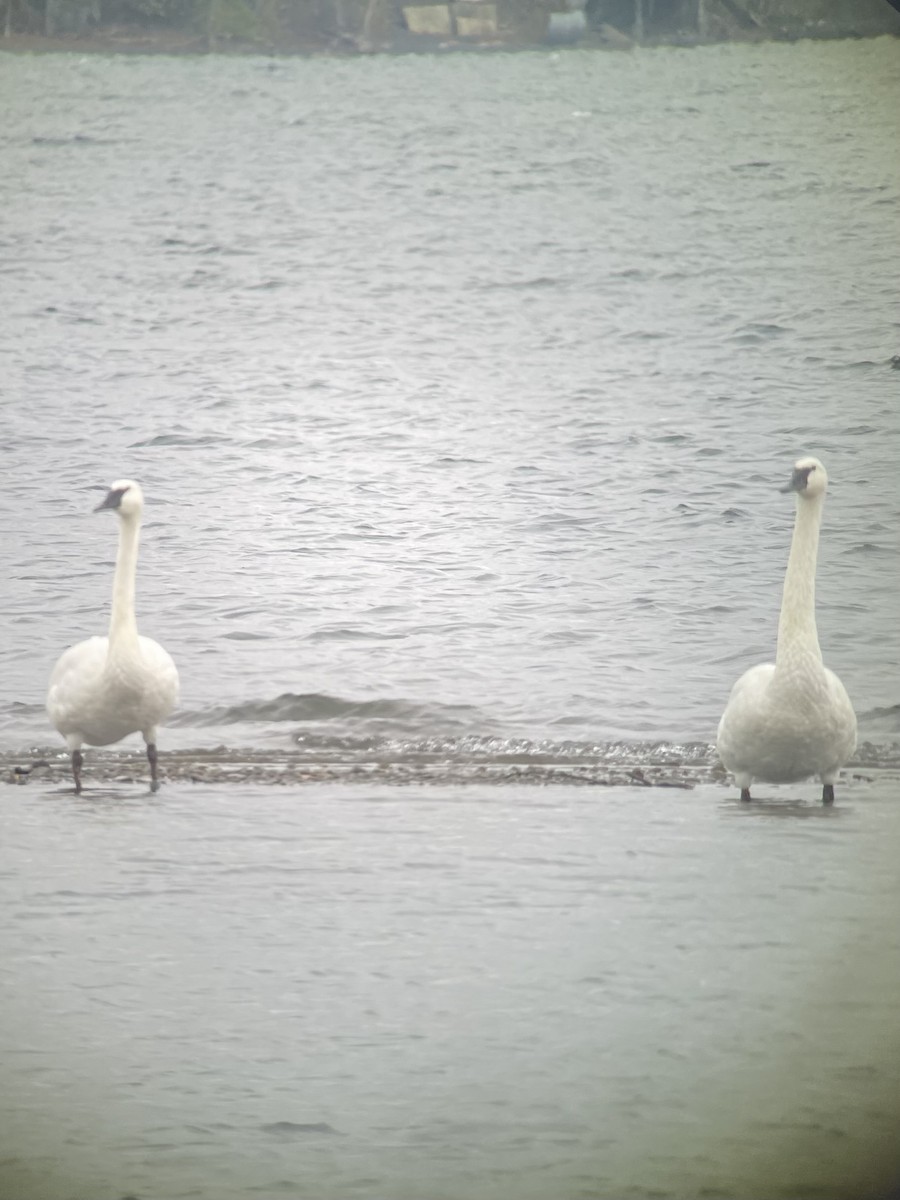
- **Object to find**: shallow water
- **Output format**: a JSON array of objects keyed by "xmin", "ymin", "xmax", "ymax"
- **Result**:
[
  {"xmin": 3, "ymin": 779, "xmax": 900, "ymax": 1200},
  {"xmin": 1, "ymin": 35, "xmax": 900, "ymax": 1200}
]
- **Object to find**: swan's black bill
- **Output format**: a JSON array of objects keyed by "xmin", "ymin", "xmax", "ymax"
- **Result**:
[
  {"xmin": 779, "ymin": 465, "xmax": 815, "ymax": 494},
  {"xmin": 94, "ymin": 486, "xmax": 129, "ymax": 512}
]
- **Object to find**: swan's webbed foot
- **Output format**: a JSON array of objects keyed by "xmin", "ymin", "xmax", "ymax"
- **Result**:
[
  {"xmin": 72, "ymin": 749, "xmax": 83, "ymax": 795},
  {"xmin": 822, "ymin": 784, "xmax": 835, "ymax": 806},
  {"xmin": 740, "ymin": 787, "xmax": 752, "ymax": 802},
  {"xmin": 147, "ymin": 742, "xmax": 160, "ymax": 793}
]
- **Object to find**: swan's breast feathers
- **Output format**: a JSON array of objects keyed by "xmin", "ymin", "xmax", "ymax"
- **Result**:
[
  {"xmin": 717, "ymin": 660, "xmax": 856, "ymax": 785},
  {"xmin": 47, "ymin": 634, "xmax": 179, "ymax": 748}
]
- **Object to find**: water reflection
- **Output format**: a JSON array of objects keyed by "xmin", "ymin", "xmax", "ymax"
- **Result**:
[{"xmin": 719, "ymin": 795, "xmax": 850, "ymax": 820}]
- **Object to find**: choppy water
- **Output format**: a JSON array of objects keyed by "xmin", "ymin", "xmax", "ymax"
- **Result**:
[
  {"xmin": 1, "ymin": 35, "xmax": 900, "ymax": 1200},
  {"xmin": 2, "ymin": 38, "xmax": 900, "ymax": 759}
]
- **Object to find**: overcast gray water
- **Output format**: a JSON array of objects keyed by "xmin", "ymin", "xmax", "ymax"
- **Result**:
[{"xmin": 1, "ymin": 35, "xmax": 900, "ymax": 1200}]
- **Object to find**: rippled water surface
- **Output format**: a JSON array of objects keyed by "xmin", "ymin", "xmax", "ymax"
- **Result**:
[
  {"xmin": 4, "ymin": 780, "xmax": 900, "ymax": 1200},
  {"xmin": 2, "ymin": 38, "xmax": 899, "ymax": 755},
  {"xmin": 1, "ymin": 35, "xmax": 900, "ymax": 1200}
]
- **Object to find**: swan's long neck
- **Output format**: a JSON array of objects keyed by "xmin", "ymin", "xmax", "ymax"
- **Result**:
[
  {"xmin": 775, "ymin": 494, "xmax": 823, "ymax": 666},
  {"xmin": 108, "ymin": 513, "xmax": 141, "ymax": 652}
]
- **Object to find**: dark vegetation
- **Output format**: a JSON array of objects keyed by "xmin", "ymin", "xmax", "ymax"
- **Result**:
[{"xmin": 1, "ymin": 0, "xmax": 897, "ymax": 53}]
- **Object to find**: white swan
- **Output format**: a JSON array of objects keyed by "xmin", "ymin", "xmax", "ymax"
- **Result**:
[
  {"xmin": 716, "ymin": 456, "xmax": 856, "ymax": 805},
  {"xmin": 46, "ymin": 481, "xmax": 179, "ymax": 794}
]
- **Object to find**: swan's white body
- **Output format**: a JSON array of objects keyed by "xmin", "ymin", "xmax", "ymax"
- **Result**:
[
  {"xmin": 716, "ymin": 457, "xmax": 856, "ymax": 802},
  {"xmin": 47, "ymin": 480, "xmax": 179, "ymax": 792},
  {"xmin": 48, "ymin": 634, "xmax": 178, "ymax": 749}
]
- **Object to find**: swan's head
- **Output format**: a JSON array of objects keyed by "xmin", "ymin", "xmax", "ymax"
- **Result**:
[
  {"xmin": 94, "ymin": 479, "xmax": 144, "ymax": 518},
  {"xmin": 780, "ymin": 456, "xmax": 827, "ymax": 500}
]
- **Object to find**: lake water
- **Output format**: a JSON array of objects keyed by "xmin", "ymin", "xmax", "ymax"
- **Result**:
[{"xmin": 1, "ymin": 35, "xmax": 900, "ymax": 1200}]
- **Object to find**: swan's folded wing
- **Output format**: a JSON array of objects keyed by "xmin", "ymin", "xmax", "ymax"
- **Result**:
[
  {"xmin": 716, "ymin": 662, "xmax": 776, "ymax": 764},
  {"xmin": 722, "ymin": 662, "xmax": 776, "ymax": 709},
  {"xmin": 824, "ymin": 667, "xmax": 858, "ymax": 758},
  {"xmin": 47, "ymin": 637, "xmax": 109, "ymax": 734},
  {"xmin": 138, "ymin": 636, "xmax": 180, "ymax": 716}
]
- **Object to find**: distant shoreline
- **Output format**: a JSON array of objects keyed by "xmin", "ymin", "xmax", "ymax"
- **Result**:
[
  {"xmin": 0, "ymin": 29, "xmax": 295, "ymax": 56},
  {"xmin": 1, "ymin": 23, "xmax": 897, "ymax": 58}
]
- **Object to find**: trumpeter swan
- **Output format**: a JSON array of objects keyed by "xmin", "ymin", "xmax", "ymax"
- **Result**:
[
  {"xmin": 716, "ymin": 456, "xmax": 856, "ymax": 805},
  {"xmin": 46, "ymin": 481, "xmax": 179, "ymax": 794}
]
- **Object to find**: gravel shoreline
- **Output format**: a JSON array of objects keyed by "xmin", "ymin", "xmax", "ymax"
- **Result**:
[{"xmin": 4, "ymin": 745, "xmax": 894, "ymax": 792}]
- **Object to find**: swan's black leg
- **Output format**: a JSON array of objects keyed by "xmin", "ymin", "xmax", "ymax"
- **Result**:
[
  {"xmin": 72, "ymin": 749, "xmax": 83, "ymax": 795},
  {"xmin": 740, "ymin": 787, "xmax": 751, "ymax": 802},
  {"xmin": 147, "ymin": 742, "xmax": 160, "ymax": 793},
  {"xmin": 822, "ymin": 784, "xmax": 835, "ymax": 806}
]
